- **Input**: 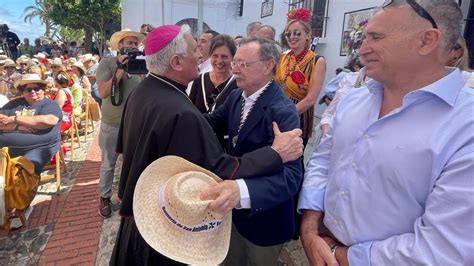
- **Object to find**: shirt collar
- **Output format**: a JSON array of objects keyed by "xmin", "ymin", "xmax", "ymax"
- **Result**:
[
  {"xmin": 365, "ymin": 67, "xmax": 465, "ymax": 106},
  {"xmin": 242, "ymin": 80, "xmax": 271, "ymax": 101}
]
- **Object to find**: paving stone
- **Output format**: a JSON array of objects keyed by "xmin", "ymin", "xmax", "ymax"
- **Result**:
[
  {"xmin": 30, "ymin": 234, "xmax": 49, "ymax": 253},
  {"xmin": 44, "ymin": 223, "xmax": 54, "ymax": 233},
  {"xmin": 0, "ymin": 238, "xmax": 5, "ymax": 250},
  {"xmin": 23, "ymin": 228, "xmax": 40, "ymax": 241}
]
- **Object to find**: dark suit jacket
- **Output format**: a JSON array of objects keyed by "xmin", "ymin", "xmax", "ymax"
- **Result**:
[{"xmin": 206, "ymin": 80, "xmax": 303, "ymax": 246}]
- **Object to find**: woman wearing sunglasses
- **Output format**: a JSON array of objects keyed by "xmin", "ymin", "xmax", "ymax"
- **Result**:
[
  {"xmin": 275, "ymin": 8, "xmax": 326, "ymax": 149},
  {"xmin": 0, "ymin": 74, "xmax": 62, "ymax": 174}
]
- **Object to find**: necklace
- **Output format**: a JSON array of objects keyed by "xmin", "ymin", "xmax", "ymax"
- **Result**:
[
  {"xmin": 148, "ymin": 72, "xmax": 192, "ymax": 103},
  {"xmin": 283, "ymin": 47, "xmax": 308, "ymax": 84}
]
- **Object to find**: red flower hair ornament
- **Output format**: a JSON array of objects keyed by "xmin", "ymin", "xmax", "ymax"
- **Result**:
[{"xmin": 287, "ymin": 8, "xmax": 311, "ymax": 23}]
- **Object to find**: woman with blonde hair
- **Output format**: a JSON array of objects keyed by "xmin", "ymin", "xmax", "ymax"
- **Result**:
[
  {"xmin": 275, "ymin": 8, "xmax": 326, "ymax": 148},
  {"xmin": 446, "ymin": 37, "xmax": 473, "ymax": 88}
]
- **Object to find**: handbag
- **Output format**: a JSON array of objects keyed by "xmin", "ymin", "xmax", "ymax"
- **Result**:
[
  {"xmin": 87, "ymin": 95, "xmax": 101, "ymax": 121},
  {"xmin": 0, "ymin": 148, "xmax": 39, "ymax": 211}
]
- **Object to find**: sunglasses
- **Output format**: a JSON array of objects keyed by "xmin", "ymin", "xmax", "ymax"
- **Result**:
[
  {"xmin": 51, "ymin": 65, "xmax": 61, "ymax": 69},
  {"xmin": 284, "ymin": 30, "xmax": 302, "ymax": 39},
  {"xmin": 383, "ymin": 0, "xmax": 437, "ymax": 29},
  {"xmin": 125, "ymin": 41, "xmax": 139, "ymax": 46},
  {"xmin": 21, "ymin": 86, "xmax": 43, "ymax": 93}
]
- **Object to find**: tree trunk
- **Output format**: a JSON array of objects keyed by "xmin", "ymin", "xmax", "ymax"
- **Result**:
[{"xmin": 84, "ymin": 29, "xmax": 93, "ymax": 53}]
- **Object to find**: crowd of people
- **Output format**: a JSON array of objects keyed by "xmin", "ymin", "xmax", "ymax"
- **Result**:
[{"xmin": 1, "ymin": 1, "xmax": 473, "ymax": 265}]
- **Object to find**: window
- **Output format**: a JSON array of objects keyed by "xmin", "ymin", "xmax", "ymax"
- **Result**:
[{"xmin": 287, "ymin": 0, "xmax": 328, "ymax": 37}]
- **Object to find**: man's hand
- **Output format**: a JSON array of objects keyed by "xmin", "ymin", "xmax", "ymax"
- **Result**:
[
  {"xmin": 200, "ymin": 180, "xmax": 240, "ymax": 215},
  {"xmin": 300, "ymin": 210, "xmax": 338, "ymax": 266},
  {"xmin": 271, "ymin": 122, "xmax": 303, "ymax": 163}
]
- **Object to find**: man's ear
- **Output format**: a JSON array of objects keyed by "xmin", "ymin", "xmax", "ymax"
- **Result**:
[
  {"xmin": 169, "ymin": 54, "xmax": 184, "ymax": 71},
  {"xmin": 264, "ymin": 59, "xmax": 276, "ymax": 75},
  {"xmin": 419, "ymin": 29, "xmax": 441, "ymax": 56}
]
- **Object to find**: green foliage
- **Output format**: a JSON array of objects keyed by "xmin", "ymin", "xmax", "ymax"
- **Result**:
[
  {"xmin": 48, "ymin": 0, "xmax": 121, "ymax": 31},
  {"xmin": 59, "ymin": 26, "xmax": 85, "ymax": 43},
  {"xmin": 23, "ymin": 0, "xmax": 56, "ymax": 38}
]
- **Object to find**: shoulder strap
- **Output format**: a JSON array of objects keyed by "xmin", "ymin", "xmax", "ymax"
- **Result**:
[
  {"xmin": 201, "ymin": 73, "xmax": 209, "ymax": 111},
  {"xmin": 210, "ymin": 75, "xmax": 235, "ymax": 112}
]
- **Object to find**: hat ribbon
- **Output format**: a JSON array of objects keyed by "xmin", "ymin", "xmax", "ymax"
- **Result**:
[{"xmin": 158, "ymin": 179, "xmax": 223, "ymax": 233}]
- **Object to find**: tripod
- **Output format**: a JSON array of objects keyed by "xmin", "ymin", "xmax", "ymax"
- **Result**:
[{"xmin": 0, "ymin": 37, "xmax": 12, "ymax": 59}]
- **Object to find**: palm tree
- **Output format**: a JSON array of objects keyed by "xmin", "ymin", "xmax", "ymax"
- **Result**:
[{"xmin": 23, "ymin": 0, "xmax": 56, "ymax": 38}]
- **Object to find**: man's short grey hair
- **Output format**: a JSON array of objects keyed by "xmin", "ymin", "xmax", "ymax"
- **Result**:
[
  {"xmin": 246, "ymin": 21, "xmax": 262, "ymax": 36},
  {"xmin": 381, "ymin": 0, "xmax": 463, "ymax": 51},
  {"xmin": 258, "ymin": 25, "xmax": 276, "ymax": 40},
  {"xmin": 145, "ymin": 24, "xmax": 191, "ymax": 75},
  {"xmin": 240, "ymin": 36, "xmax": 280, "ymax": 74}
]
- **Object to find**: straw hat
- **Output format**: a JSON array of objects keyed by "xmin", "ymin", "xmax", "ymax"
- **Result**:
[
  {"xmin": 3, "ymin": 59, "xmax": 16, "ymax": 68},
  {"xmin": 133, "ymin": 156, "xmax": 231, "ymax": 265},
  {"xmin": 50, "ymin": 58, "xmax": 63, "ymax": 67},
  {"xmin": 109, "ymin": 29, "xmax": 145, "ymax": 51},
  {"xmin": 72, "ymin": 61, "xmax": 86, "ymax": 74},
  {"xmin": 0, "ymin": 55, "xmax": 7, "ymax": 60},
  {"xmin": 80, "ymin": 53, "xmax": 95, "ymax": 63},
  {"xmin": 14, "ymin": 73, "xmax": 48, "ymax": 88},
  {"xmin": 34, "ymin": 52, "xmax": 48, "ymax": 59}
]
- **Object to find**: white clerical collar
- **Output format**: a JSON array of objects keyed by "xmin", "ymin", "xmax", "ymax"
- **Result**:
[{"xmin": 242, "ymin": 80, "xmax": 271, "ymax": 102}]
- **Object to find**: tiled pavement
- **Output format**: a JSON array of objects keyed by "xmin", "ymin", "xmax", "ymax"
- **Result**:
[{"xmin": 1, "ymin": 119, "xmax": 321, "ymax": 265}]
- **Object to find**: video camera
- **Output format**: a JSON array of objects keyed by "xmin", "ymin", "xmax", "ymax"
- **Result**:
[{"xmin": 119, "ymin": 47, "xmax": 148, "ymax": 75}]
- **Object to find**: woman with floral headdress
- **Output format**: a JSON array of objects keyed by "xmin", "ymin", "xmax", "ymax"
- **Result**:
[{"xmin": 275, "ymin": 8, "xmax": 326, "ymax": 148}]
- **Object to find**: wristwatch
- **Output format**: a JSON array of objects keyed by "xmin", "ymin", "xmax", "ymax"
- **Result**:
[{"xmin": 331, "ymin": 244, "xmax": 340, "ymax": 257}]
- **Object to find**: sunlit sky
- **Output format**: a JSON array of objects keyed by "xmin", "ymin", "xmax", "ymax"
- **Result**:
[{"xmin": 0, "ymin": 0, "xmax": 45, "ymax": 41}]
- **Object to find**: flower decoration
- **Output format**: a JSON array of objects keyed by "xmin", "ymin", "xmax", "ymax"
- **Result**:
[
  {"xmin": 287, "ymin": 8, "xmax": 311, "ymax": 23},
  {"xmin": 345, "ymin": 19, "xmax": 368, "ymax": 66},
  {"xmin": 290, "ymin": 70, "xmax": 306, "ymax": 85}
]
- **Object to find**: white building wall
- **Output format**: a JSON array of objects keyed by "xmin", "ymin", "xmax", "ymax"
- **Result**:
[
  {"xmin": 122, "ymin": 0, "xmax": 381, "ymax": 86},
  {"xmin": 122, "ymin": 0, "xmax": 469, "ymax": 115}
]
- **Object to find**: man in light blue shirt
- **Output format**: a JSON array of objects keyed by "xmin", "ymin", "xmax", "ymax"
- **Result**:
[{"xmin": 298, "ymin": 1, "xmax": 473, "ymax": 265}]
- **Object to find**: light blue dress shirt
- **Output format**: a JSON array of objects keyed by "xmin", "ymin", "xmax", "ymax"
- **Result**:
[{"xmin": 298, "ymin": 68, "xmax": 474, "ymax": 265}]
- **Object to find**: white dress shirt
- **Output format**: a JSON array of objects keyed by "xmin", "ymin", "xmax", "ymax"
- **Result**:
[
  {"xmin": 235, "ymin": 82, "xmax": 270, "ymax": 209},
  {"xmin": 299, "ymin": 68, "xmax": 474, "ymax": 265}
]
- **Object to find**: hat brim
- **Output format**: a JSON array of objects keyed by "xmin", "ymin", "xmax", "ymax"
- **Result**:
[
  {"xmin": 14, "ymin": 79, "xmax": 48, "ymax": 88},
  {"xmin": 133, "ymin": 156, "xmax": 231, "ymax": 265},
  {"xmin": 110, "ymin": 31, "xmax": 145, "ymax": 51}
]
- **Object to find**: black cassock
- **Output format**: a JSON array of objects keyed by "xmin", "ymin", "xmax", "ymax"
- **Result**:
[{"xmin": 110, "ymin": 75, "xmax": 283, "ymax": 265}]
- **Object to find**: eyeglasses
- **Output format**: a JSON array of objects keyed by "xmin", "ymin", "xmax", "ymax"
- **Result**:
[
  {"xmin": 21, "ymin": 86, "xmax": 43, "ymax": 93},
  {"xmin": 383, "ymin": 0, "xmax": 437, "ymax": 29},
  {"xmin": 230, "ymin": 59, "xmax": 267, "ymax": 69},
  {"xmin": 284, "ymin": 30, "xmax": 302, "ymax": 39}
]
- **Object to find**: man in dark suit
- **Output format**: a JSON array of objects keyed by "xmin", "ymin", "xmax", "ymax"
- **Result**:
[
  {"xmin": 201, "ymin": 36, "xmax": 303, "ymax": 265},
  {"xmin": 112, "ymin": 26, "xmax": 304, "ymax": 265}
]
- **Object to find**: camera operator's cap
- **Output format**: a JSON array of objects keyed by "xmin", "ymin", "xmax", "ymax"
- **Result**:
[
  {"xmin": 109, "ymin": 29, "xmax": 145, "ymax": 51},
  {"xmin": 133, "ymin": 155, "xmax": 231, "ymax": 265},
  {"xmin": 3, "ymin": 59, "xmax": 16, "ymax": 68},
  {"xmin": 14, "ymin": 73, "xmax": 48, "ymax": 88},
  {"xmin": 144, "ymin": 25, "xmax": 180, "ymax": 56}
]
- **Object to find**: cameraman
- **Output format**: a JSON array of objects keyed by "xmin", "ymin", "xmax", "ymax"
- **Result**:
[
  {"xmin": 96, "ymin": 29, "xmax": 144, "ymax": 218},
  {"xmin": 4, "ymin": 25, "xmax": 20, "ymax": 60}
]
